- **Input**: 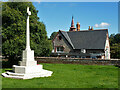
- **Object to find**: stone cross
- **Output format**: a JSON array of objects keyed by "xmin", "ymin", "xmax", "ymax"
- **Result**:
[
  {"xmin": 26, "ymin": 7, "xmax": 31, "ymax": 50},
  {"xmin": 1, "ymin": 7, "xmax": 53, "ymax": 79}
]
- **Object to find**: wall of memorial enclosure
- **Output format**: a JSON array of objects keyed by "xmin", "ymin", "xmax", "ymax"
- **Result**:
[{"xmin": 35, "ymin": 57, "xmax": 120, "ymax": 65}]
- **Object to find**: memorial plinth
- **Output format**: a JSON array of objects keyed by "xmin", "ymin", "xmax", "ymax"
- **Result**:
[
  {"xmin": 2, "ymin": 7, "xmax": 53, "ymax": 79},
  {"xmin": 20, "ymin": 50, "xmax": 37, "ymax": 66}
]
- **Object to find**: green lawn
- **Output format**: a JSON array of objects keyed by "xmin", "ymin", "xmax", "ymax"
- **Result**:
[{"xmin": 1, "ymin": 63, "xmax": 118, "ymax": 88}]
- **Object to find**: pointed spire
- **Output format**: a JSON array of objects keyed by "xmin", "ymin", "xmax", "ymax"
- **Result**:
[
  {"xmin": 71, "ymin": 16, "xmax": 74, "ymax": 28},
  {"xmin": 69, "ymin": 16, "xmax": 76, "ymax": 31}
]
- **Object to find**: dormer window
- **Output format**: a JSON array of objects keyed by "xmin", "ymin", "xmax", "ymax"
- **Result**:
[
  {"xmin": 58, "ymin": 36, "xmax": 62, "ymax": 40},
  {"xmin": 81, "ymin": 49, "xmax": 86, "ymax": 53}
]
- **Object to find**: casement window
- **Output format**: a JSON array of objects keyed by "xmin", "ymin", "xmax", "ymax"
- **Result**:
[
  {"xmin": 81, "ymin": 56, "xmax": 86, "ymax": 58},
  {"xmin": 56, "ymin": 47, "xmax": 64, "ymax": 52}
]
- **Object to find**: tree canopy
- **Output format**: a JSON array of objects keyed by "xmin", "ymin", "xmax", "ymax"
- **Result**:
[
  {"xmin": 109, "ymin": 33, "xmax": 120, "ymax": 59},
  {"xmin": 50, "ymin": 32, "xmax": 58, "ymax": 40},
  {"xmin": 2, "ymin": 2, "xmax": 52, "ymax": 63}
]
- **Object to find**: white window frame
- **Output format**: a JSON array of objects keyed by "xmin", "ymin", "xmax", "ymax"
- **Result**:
[{"xmin": 56, "ymin": 47, "xmax": 64, "ymax": 52}]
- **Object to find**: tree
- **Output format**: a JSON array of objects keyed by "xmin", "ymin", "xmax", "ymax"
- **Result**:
[
  {"xmin": 2, "ymin": 2, "xmax": 52, "ymax": 66},
  {"xmin": 50, "ymin": 32, "xmax": 58, "ymax": 40},
  {"xmin": 109, "ymin": 33, "xmax": 120, "ymax": 59},
  {"xmin": 110, "ymin": 43, "xmax": 120, "ymax": 59}
]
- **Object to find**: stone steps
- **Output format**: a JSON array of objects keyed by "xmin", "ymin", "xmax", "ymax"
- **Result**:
[
  {"xmin": 6, "ymin": 71, "xmax": 25, "ymax": 76},
  {"xmin": 2, "ymin": 69, "xmax": 53, "ymax": 79},
  {"xmin": 2, "ymin": 72, "xmax": 24, "ymax": 79}
]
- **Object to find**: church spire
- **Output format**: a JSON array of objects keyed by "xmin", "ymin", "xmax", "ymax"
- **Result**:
[
  {"xmin": 69, "ymin": 16, "xmax": 76, "ymax": 31},
  {"xmin": 71, "ymin": 16, "xmax": 74, "ymax": 27}
]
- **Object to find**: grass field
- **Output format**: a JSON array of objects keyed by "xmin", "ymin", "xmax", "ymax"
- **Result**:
[{"xmin": 1, "ymin": 63, "xmax": 118, "ymax": 88}]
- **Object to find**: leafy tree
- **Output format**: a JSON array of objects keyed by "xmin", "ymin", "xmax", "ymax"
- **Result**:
[
  {"xmin": 110, "ymin": 43, "xmax": 120, "ymax": 59},
  {"xmin": 50, "ymin": 32, "xmax": 58, "ymax": 40},
  {"xmin": 2, "ymin": 2, "xmax": 52, "ymax": 66},
  {"xmin": 109, "ymin": 33, "xmax": 120, "ymax": 59},
  {"xmin": 109, "ymin": 34, "xmax": 115, "ymax": 46}
]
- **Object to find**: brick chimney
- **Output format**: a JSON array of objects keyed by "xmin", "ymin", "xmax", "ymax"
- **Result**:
[
  {"xmin": 69, "ymin": 16, "xmax": 76, "ymax": 31},
  {"xmin": 88, "ymin": 26, "xmax": 93, "ymax": 31},
  {"xmin": 76, "ymin": 22, "xmax": 80, "ymax": 31},
  {"xmin": 91, "ymin": 26, "xmax": 93, "ymax": 30},
  {"xmin": 88, "ymin": 26, "xmax": 91, "ymax": 30}
]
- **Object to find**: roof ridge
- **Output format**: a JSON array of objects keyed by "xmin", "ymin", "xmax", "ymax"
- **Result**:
[{"xmin": 66, "ymin": 29, "xmax": 108, "ymax": 32}]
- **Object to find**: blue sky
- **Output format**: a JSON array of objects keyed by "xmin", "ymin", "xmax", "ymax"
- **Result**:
[{"xmin": 33, "ymin": 2, "xmax": 118, "ymax": 37}]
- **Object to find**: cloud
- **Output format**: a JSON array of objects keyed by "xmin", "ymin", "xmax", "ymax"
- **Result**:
[
  {"xmin": 95, "ymin": 22, "xmax": 110, "ymax": 28},
  {"xmin": 30, "ymin": 0, "xmax": 41, "ymax": 3}
]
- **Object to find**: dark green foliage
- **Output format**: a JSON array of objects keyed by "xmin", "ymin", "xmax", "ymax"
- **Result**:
[
  {"xmin": 2, "ymin": 2, "xmax": 52, "ymax": 65},
  {"xmin": 110, "ymin": 43, "xmax": 120, "ymax": 59},
  {"xmin": 50, "ymin": 32, "xmax": 58, "ymax": 40},
  {"xmin": 109, "ymin": 33, "xmax": 120, "ymax": 59}
]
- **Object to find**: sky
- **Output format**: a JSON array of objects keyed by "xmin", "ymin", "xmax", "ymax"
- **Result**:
[
  {"xmin": 1, "ymin": 0, "xmax": 120, "ymax": 2},
  {"xmin": 32, "ymin": 2, "xmax": 118, "ymax": 38},
  {"xmin": 2, "ymin": 0, "xmax": 119, "ymax": 37}
]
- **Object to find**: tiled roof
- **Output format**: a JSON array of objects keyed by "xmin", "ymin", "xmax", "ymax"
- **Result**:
[{"xmin": 60, "ymin": 29, "xmax": 108, "ymax": 49}]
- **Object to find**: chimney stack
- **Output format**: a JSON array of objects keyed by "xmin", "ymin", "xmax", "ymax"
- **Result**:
[
  {"xmin": 88, "ymin": 26, "xmax": 91, "ymax": 30},
  {"xmin": 91, "ymin": 26, "xmax": 93, "ymax": 30},
  {"xmin": 76, "ymin": 22, "xmax": 80, "ymax": 31},
  {"xmin": 88, "ymin": 26, "xmax": 93, "ymax": 31}
]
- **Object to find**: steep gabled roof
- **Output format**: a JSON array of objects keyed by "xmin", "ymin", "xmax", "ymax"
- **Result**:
[
  {"xmin": 60, "ymin": 29, "xmax": 108, "ymax": 49},
  {"xmin": 60, "ymin": 31, "xmax": 75, "ymax": 49}
]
